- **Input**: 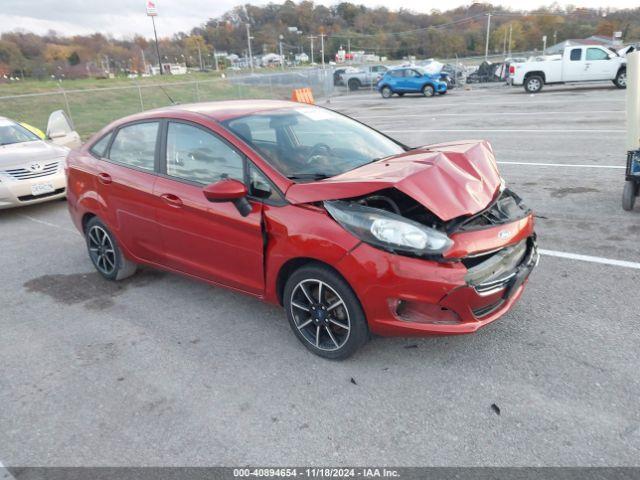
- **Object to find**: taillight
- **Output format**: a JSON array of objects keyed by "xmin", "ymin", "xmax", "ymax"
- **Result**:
[{"xmin": 509, "ymin": 65, "xmax": 515, "ymax": 75}]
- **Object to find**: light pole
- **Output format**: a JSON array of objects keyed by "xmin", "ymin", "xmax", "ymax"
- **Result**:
[
  {"xmin": 484, "ymin": 13, "xmax": 492, "ymax": 61},
  {"xmin": 308, "ymin": 35, "xmax": 316, "ymax": 64},
  {"xmin": 279, "ymin": 34, "xmax": 285, "ymax": 70},
  {"xmin": 246, "ymin": 23, "xmax": 254, "ymax": 73},
  {"xmin": 320, "ymin": 33, "xmax": 326, "ymax": 69}
]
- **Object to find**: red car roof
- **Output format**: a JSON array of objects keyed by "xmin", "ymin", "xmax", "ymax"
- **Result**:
[{"xmin": 148, "ymin": 99, "xmax": 306, "ymax": 122}]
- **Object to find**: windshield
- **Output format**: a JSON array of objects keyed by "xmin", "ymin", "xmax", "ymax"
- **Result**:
[
  {"xmin": 223, "ymin": 107, "xmax": 406, "ymax": 180},
  {"xmin": 0, "ymin": 121, "xmax": 40, "ymax": 146}
]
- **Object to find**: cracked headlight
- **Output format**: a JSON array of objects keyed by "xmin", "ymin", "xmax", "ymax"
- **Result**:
[{"xmin": 324, "ymin": 200, "xmax": 452, "ymax": 256}]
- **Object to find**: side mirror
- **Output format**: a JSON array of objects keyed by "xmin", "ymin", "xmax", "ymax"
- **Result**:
[
  {"xmin": 203, "ymin": 179, "xmax": 252, "ymax": 216},
  {"xmin": 48, "ymin": 131, "xmax": 66, "ymax": 139}
]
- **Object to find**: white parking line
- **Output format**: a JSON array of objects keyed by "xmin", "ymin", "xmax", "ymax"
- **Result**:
[
  {"xmin": 358, "ymin": 110, "xmax": 624, "ymax": 119},
  {"xmin": 18, "ymin": 214, "xmax": 77, "ymax": 234},
  {"xmin": 0, "ymin": 460, "xmax": 15, "ymax": 480},
  {"xmin": 497, "ymin": 161, "xmax": 625, "ymax": 169},
  {"xmin": 330, "ymin": 97, "xmax": 625, "ymax": 109},
  {"xmin": 540, "ymin": 249, "xmax": 640, "ymax": 270},
  {"xmin": 384, "ymin": 129, "xmax": 622, "ymax": 133}
]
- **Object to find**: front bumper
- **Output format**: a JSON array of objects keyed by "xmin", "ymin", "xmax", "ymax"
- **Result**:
[
  {"xmin": 434, "ymin": 82, "xmax": 447, "ymax": 93},
  {"xmin": 337, "ymin": 231, "xmax": 538, "ymax": 337},
  {"xmin": 0, "ymin": 171, "xmax": 67, "ymax": 209}
]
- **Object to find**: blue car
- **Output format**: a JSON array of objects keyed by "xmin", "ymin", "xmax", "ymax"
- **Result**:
[{"xmin": 377, "ymin": 67, "xmax": 448, "ymax": 98}]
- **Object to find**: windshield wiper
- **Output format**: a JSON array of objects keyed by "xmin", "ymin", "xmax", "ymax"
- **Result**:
[{"xmin": 287, "ymin": 173, "xmax": 331, "ymax": 180}]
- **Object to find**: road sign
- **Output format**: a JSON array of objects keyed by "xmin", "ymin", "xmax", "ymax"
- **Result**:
[{"xmin": 146, "ymin": 0, "xmax": 158, "ymax": 16}]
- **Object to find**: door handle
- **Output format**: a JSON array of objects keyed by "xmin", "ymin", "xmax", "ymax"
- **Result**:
[
  {"xmin": 97, "ymin": 172, "xmax": 112, "ymax": 185},
  {"xmin": 160, "ymin": 193, "xmax": 183, "ymax": 208}
]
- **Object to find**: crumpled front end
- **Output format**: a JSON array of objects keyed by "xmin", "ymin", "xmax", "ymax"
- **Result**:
[{"xmin": 334, "ymin": 186, "xmax": 538, "ymax": 336}]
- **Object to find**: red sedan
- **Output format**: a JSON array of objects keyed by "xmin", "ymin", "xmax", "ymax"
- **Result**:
[{"xmin": 66, "ymin": 100, "xmax": 538, "ymax": 359}]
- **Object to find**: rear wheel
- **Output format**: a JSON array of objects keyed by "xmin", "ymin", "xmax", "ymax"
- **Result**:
[
  {"xmin": 85, "ymin": 217, "xmax": 137, "ymax": 281},
  {"xmin": 622, "ymin": 180, "xmax": 637, "ymax": 211},
  {"xmin": 381, "ymin": 86, "xmax": 393, "ymax": 98},
  {"xmin": 348, "ymin": 79, "xmax": 361, "ymax": 91},
  {"xmin": 284, "ymin": 264, "xmax": 369, "ymax": 360},
  {"xmin": 422, "ymin": 84, "xmax": 435, "ymax": 97},
  {"xmin": 614, "ymin": 69, "xmax": 627, "ymax": 89},
  {"xmin": 524, "ymin": 75, "xmax": 543, "ymax": 93}
]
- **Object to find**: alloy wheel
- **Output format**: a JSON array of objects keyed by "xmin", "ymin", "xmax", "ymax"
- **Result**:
[
  {"xmin": 527, "ymin": 78, "xmax": 541, "ymax": 92},
  {"xmin": 618, "ymin": 72, "xmax": 627, "ymax": 87},
  {"xmin": 289, "ymin": 279, "xmax": 351, "ymax": 352},
  {"xmin": 87, "ymin": 225, "xmax": 116, "ymax": 275}
]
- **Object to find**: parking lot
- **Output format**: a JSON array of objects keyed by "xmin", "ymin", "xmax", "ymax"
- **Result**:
[{"xmin": 1, "ymin": 82, "xmax": 639, "ymax": 467}]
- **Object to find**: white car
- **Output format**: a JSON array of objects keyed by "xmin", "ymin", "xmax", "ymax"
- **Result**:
[
  {"xmin": 509, "ymin": 45, "xmax": 627, "ymax": 93},
  {"xmin": 0, "ymin": 111, "xmax": 80, "ymax": 209}
]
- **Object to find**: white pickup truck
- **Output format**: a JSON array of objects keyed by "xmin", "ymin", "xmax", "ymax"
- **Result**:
[{"xmin": 509, "ymin": 45, "xmax": 627, "ymax": 93}]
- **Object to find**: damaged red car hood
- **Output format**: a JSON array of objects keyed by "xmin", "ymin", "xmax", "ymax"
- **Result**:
[{"xmin": 285, "ymin": 140, "xmax": 502, "ymax": 221}]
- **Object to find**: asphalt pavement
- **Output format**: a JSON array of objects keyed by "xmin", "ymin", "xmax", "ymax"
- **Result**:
[{"xmin": 0, "ymin": 81, "xmax": 638, "ymax": 467}]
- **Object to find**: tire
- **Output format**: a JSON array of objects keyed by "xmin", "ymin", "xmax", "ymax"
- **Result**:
[
  {"xmin": 622, "ymin": 180, "xmax": 637, "ymax": 211},
  {"xmin": 348, "ymin": 79, "xmax": 361, "ymax": 91},
  {"xmin": 283, "ymin": 264, "xmax": 369, "ymax": 360},
  {"xmin": 422, "ymin": 84, "xmax": 435, "ymax": 97},
  {"xmin": 614, "ymin": 69, "xmax": 627, "ymax": 89},
  {"xmin": 381, "ymin": 86, "xmax": 393, "ymax": 98},
  {"xmin": 524, "ymin": 75, "xmax": 543, "ymax": 93},
  {"xmin": 85, "ymin": 217, "xmax": 137, "ymax": 281}
]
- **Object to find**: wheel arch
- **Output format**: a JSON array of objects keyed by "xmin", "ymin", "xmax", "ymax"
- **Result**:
[
  {"xmin": 81, "ymin": 212, "xmax": 97, "ymax": 233},
  {"xmin": 524, "ymin": 71, "xmax": 546, "ymax": 83},
  {"xmin": 275, "ymin": 257, "xmax": 350, "ymax": 306}
]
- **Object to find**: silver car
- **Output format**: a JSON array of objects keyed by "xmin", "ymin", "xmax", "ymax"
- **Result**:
[{"xmin": 0, "ymin": 111, "xmax": 80, "ymax": 209}]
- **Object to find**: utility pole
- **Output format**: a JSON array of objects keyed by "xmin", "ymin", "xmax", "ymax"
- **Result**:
[
  {"xmin": 484, "ymin": 13, "xmax": 492, "ymax": 61},
  {"xmin": 542, "ymin": 35, "xmax": 547, "ymax": 55},
  {"xmin": 196, "ymin": 42, "xmax": 203, "ymax": 71},
  {"xmin": 508, "ymin": 23, "xmax": 513, "ymax": 58},
  {"xmin": 246, "ymin": 23, "xmax": 254, "ymax": 73},
  {"xmin": 213, "ymin": 49, "xmax": 219, "ymax": 71},
  {"xmin": 308, "ymin": 35, "xmax": 316, "ymax": 64},
  {"xmin": 320, "ymin": 33, "xmax": 326, "ymax": 69},
  {"xmin": 279, "ymin": 35, "xmax": 285, "ymax": 70},
  {"xmin": 348, "ymin": 38, "xmax": 351, "ymax": 54},
  {"xmin": 140, "ymin": 48, "xmax": 147, "ymax": 74},
  {"xmin": 502, "ymin": 27, "xmax": 507, "ymax": 57}
]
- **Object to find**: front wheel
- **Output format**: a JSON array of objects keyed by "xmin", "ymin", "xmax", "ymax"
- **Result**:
[
  {"xmin": 524, "ymin": 75, "xmax": 543, "ymax": 93},
  {"xmin": 348, "ymin": 79, "xmax": 361, "ymax": 91},
  {"xmin": 622, "ymin": 180, "xmax": 637, "ymax": 211},
  {"xmin": 380, "ymin": 86, "xmax": 393, "ymax": 98},
  {"xmin": 614, "ymin": 69, "xmax": 627, "ymax": 89},
  {"xmin": 85, "ymin": 217, "xmax": 137, "ymax": 281},
  {"xmin": 284, "ymin": 264, "xmax": 369, "ymax": 360},
  {"xmin": 422, "ymin": 84, "xmax": 435, "ymax": 97}
]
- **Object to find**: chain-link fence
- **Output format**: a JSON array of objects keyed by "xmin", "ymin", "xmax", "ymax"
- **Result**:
[
  {"xmin": 0, "ymin": 51, "xmax": 534, "ymax": 140},
  {"xmin": 0, "ymin": 73, "xmax": 330, "ymax": 140}
]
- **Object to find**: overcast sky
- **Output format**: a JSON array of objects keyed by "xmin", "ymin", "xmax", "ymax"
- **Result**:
[{"xmin": 2, "ymin": 0, "xmax": 638, "ymax": 39}]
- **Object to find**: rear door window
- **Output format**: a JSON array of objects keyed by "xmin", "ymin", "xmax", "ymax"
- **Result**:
[
  {"xmin": 90, "ymin": 133, "xmax": 112, "ymax": 158},
  {"xmin": 570, "ymin": 48, "xmax": 582, "ymax": 61},
  {"xmin": 108, "ymin": 122, "xmax": 159, "ymax": 172}
]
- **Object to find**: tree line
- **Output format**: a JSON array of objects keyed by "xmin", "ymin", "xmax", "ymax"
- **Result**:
[{"xmin": 1, "ymin": 1, "xmax": 639, "ymax": 79}]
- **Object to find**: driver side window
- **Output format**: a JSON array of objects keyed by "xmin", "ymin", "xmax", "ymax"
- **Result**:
[
  {"xmin": 586, "ymin": 48, "xmax": 609, "ymax": 61},
  {"xmin": 165, "ymin": 122, "xmax": 244, "ymax": 184}
]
